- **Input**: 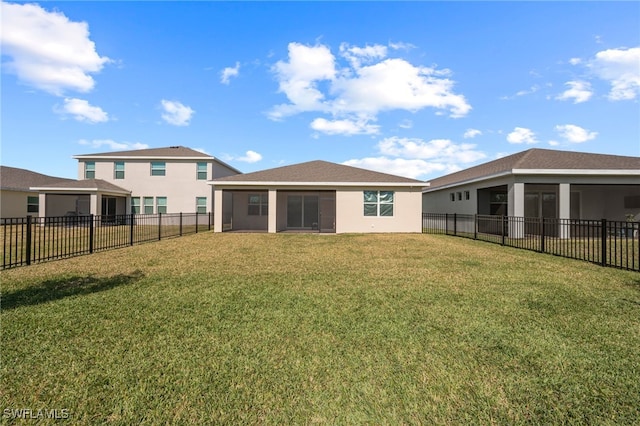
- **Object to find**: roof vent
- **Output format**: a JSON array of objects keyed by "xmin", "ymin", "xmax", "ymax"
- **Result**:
[{"xmin": 169, "ymin": 146, "xmax": 181, "ymax": 149}]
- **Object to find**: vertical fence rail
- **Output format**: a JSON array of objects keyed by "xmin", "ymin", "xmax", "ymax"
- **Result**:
[
  {"xmin": 423, "ymin": 213, "xmax": 639, "ymax": 272},
  {"xmin": 1, "ymin": 212, "xmax": 214, "ymax": 270}
]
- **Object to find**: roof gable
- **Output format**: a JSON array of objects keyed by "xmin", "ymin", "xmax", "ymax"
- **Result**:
[
  {"xmin": 211, "ymin": 160, "xmax": 424, "ymax": 184},
  {"xmin": 427, "ymin": 148, "xmax": 640, "ymax": 190},
  {"xmin": 74, "ymin": 146, "xmax": 213, "ymax": 158}
]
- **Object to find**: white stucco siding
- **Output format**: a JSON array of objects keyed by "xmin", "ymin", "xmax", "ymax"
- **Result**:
[
  {"xmin": 422, "ymin": 176, "xmax": 514, "ymax": 215},
  {"xmin": 336, "ymin": 188, "xmax": 422, "ymax": 233},
  {"xmin": 81, "ymin": 159, "xmax": 218, "ymax": 213}
]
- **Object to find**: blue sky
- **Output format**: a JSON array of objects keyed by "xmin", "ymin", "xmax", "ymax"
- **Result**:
[{"xmin": 2, "ymin": 1, "xmax": 639, "ymax": 180}]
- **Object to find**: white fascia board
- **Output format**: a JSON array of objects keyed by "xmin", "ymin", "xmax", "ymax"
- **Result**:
[
  {"xmin": 513, "ymin": 169, "xmax": 640, "ymax": 176},
  {"xmin": 209, "ymin": 181, "xmax": 427, "ymax": 188},
  {"xmin": 30, "ymin": 187, "xmax": 131, "ymax": 195}
]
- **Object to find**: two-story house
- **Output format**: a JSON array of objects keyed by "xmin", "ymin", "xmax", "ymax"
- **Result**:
[{"xmin": 70, "ymin": 146, "xmax": 241, "ymax": 216}]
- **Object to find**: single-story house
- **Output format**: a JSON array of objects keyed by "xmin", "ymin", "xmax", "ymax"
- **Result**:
[
  {"xmin": 210, "ymin": 160, "xmax": 426, "ymax": 233},
  {"xmin": 422, "ymin": 148, "xmax": 640, "ymax": 235},
  {"xmin": 0, "ymin": 165, "xmax": 131, "ymax": 219}
]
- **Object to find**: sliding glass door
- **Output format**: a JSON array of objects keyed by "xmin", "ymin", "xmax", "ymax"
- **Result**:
[{"xmin": 287, "ymin": 195, "xmax": 319, "ymax": 229}]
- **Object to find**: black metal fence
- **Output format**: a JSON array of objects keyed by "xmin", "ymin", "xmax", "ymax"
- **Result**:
[
  {"xmin": 423, "ymin": 213, "xmax": 640, "ymax": 272},
  {"xmin": 2, "ymin": 212, "xmax": 212, "ymax": 269}
]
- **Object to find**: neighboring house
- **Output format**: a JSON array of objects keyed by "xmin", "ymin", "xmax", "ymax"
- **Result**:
[
  {"xmin": 0, "ymin": 165, "xmax": 131, "ymax": 219},
  {"xmin": 422, "ymin": 148, "xmax": 640, "ymax": 231},
  {"xmin": 209, "ymin": 160, "xmax": 425, "ymax": 233},
  {"xmin": 72, "ymin": 146, "xmax": 241, "ymax": 215},
  {"xmin": 0, "ymin": 166, "xmax": 75, "ymax": 218}
]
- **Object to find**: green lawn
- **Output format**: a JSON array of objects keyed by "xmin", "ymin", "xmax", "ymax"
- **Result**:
[{"xmin": 2, "ymin": 233, "xmax": 639, "ymax": 424}]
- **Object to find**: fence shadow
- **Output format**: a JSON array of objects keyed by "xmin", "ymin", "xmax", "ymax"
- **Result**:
[{"xmin": 1, "ymin": 270, "xmax": 145, "ymax": 311}]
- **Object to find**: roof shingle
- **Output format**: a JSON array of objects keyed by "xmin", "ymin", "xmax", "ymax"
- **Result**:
[
  {"xmin": 74, "ymin": 146, "xmax": 212, "ymax": 158},
  {"xmin": 427, "ymin": 148, "xmax": 640, "ymax": 190},
  {"xmin": 0, "ymin": 166, "xmax": 75, "ymax": 191},
  {"xmin": 211, "ymin": 160, "xmax": 424, "ymax": 184}
]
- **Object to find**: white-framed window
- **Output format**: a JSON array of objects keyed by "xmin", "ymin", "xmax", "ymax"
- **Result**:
[
  {"xmin": 27, "ymin": 196, "xmax": 39, "ymax": 213},
  {"xmin": 457, "ymin": 192, "xmax": 462, "ymax": 201},
  {"xmin": 363, "ymin": 191, "xmax": 394, "ymax": 217},
  {"xmin": 464, "ymin": 191, "xmax": 470, "ymax": 200},
  {"xmin": 248, "ymin": 194, "xmax": 268, "ymax": 216},
  {"xmin": 450, "ymin": 193, "xmax": 455, "ymax": 202},
  {"xmin": 196, "ymin": 162, "xmax": 207, "ymax": 180},
  {"xmin": 143, "ymin": 197, "xmax": 154, "ymax": 214},
  {"xmin": 196, "ymin": 197, "xmax": 207, "ymax": 214},
  {"xmin": 156, "ymin": 197, "xmax": 167, "ymax": 214},
  {"xmin": 85, "ymin": 161, "xmax": 95, "ymax": 179},
  {"xmin": 131, "ymin": 197, "xmax": 141, "ymax": 214},
  {"xmin": 114, "ymin": 161, "xmax": 125, "ymax": 179},
  {"xmin": 151, "ymin": 162, "xmax": 166, "ymax": 176}
]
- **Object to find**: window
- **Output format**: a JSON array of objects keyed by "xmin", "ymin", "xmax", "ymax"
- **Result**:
[
  {"xmin": 464, "ymin": 191, "xmax": 470, "ymax": 200},
  {"xmin": 196, "ymin": 197, "xmax": 207, "ymax": 214},
  {"xmin": 114, "ymin": 162, "xmax": 125, "ymax": 179},
  {"xmin": 364, "ymin": 191, "xmax": 394, "ymax": 217},
  {"xmin": 196, "ymin": 162, "xmax": 207, "ymax": 180},
  {"xmin": 248, "ymin": 194, "xmax": 268, "ymax": 216},
  {"xmin": 27, "ymin": 196, "xmax": 39, "ymax": 213},
  {"xmin": 457, "ymin": 192, "xmax": 462, "ymax": 201},
  {"xmin": 151, "ymin": 162, "xmax": 166, "ymax": 176},
  {"xmin": 131, "ymin": 197, "xmax": 141, "ymax": 214},
  {"xmin": 85, "ymin": 161, "xmax": 95, "ymax": 179},
  {"xmin": 450, "ymin": 193, "xmax": 455, "ymax": 202},
  {"xmin": 156, "ymin": 197, "xmax": 167, "ymax": 214},
  {"xmin": 143, "ymin": 197, "xmax": 154, "ymax": 214}
]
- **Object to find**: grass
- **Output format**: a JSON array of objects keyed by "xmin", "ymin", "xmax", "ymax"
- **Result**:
[{"xmin": 2, "ymin": 233, "xmax": 639, "ymax": 424}]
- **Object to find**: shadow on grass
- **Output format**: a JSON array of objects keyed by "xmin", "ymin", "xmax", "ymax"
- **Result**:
[{"xmin": 1, "ymin": 270, "xmax": 144, "ymax": 311}]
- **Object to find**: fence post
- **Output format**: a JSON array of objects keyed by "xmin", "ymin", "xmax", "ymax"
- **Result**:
[
  {"xmin": 445, "ymin": 213, "xmax": 449, "ymax": 235},
  {"xmin": 501, "ymin": 216, "xmax": 506, "ymax": 246},
  {"xmin": 539, "ymin": 217, "xmax": 545, "ymax": 253},
  {"xmin": 89, "ymin": 214, "xmax": 95, "ymax": 254},
  {"xmin": 158, "ymin": 213, "xmax": 162, "ymax": 241},
  {"xmin": 179, "ymin": 212, "xmax": 183, "ymax": 236},
  {"xmin": 473, "ymin": 214, "xmax": 477, "ymax": 240},
  {"xmin": 26, "ymin": 215, "xmax": 32, "ymax": 266},
  {"xmin": 453, "ymin": 213, "xmax": 457, "ymax": 236},
  {"xmin": 129, "ymin": 213, "xmax": 134, "ymax": 246},
  {"xmin": 601, "ymin": 219, "xmax": 607, "ymax": 267},
  {"xmin": 195, "ymin": 212, "xmax": 199, "ymax": 234},
  {"xmin": 208, "ymin": 212, "xmax": 212, "ymax": 231}
]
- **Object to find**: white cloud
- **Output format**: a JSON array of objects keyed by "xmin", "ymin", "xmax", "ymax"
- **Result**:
[
  {"xmin": 56, "ymin": 98, "xmax": 108, "ymax": 123},
  {"xmin": 0, "ymin": 2, "xmax": 110, "ymax": 96},
  {"xmin": 377, "ymin": 137, "xmax": 486, "ymax": 164},
  {"xmin": 556, "ymin": 80, "xmax": 593, "ymax": 103},
  {"xmin": 269, "ymin": 41, "xmax": 471, "ymax": 128},
  {"xmin": 548, "ymin": 140, "xmax": 560, "ymax": 146},
  {"xmin": 310, "ymin": 117, "xmax": 380, "ymax": 135},
  {"xmin": 463, "ymin": 128, "xmax": 482, "ymax": 139},
  {"xmin": 590, "ymin": 47, "xmax": 640, "ymax": 101},
  {"xmin": 78, "ymin": 139, "xmax": 149, "ymax": 151},
  {"xmin": 343, "ymin": 157, "xmax": 447, "ymax": 180},
  {"xmin": 220, "ymin": 62, "xmax": 240, "ymax": 84},
  {"xmin": 569, "ymin": 58, "xmax": 582, "ymax": 65},
  {"xmin": 507, "ymin": 127, "xmax": 537, "ymax": 144},
  {"xmin": 554, "ymin": 124, "xmax": 597, "ymax": 143},
  {"xmin": 339, "ymin": 43, "xmax": 388, "ymax": 68},
  {"xmin": 398, "ymin": 119, "xmax": 413, "ymax": 129},
  {"xmin": 343, "ymin": 136, "xmax": 485, "ymax": 180},
  {"xmin": 160, "ymin": 100, "xmax": 195, "ymax": 126},
  {"xmin": 237, "ymin": 150, "xmax": 262, "ymax": 163}
]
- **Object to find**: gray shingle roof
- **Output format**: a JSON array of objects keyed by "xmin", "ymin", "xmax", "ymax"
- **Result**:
[
  {"xmin": 211, "ymin": 160, "xmax": 424, "ymax": 184},
  {"xmin": 0, "ymin": 166, "xmax": 75, "ymax": 191},
  {"xmin": 427, "ymin": 148, "xmax": 640, "ymax": 190},
  {"xmin": 74, "ymin": 146, "xmax": 212, "ymax": 158}
]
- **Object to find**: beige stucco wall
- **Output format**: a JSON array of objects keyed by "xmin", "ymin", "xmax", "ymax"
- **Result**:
[
  {"xmin": 336, "ymin": 188, "xmax": 422, "ymax": 233},
  {"xmin": 78, "ymin": 159, "xmax": 237, "ymax": 214},
  {"xmin": 0, "ymin": 190, "xmax": 32, "ymax": 218}
]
